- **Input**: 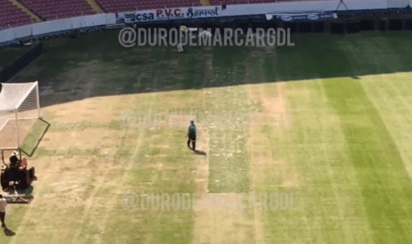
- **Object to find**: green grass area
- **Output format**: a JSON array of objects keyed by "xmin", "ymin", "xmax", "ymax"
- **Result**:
[
  {"xmin": 21, "ymin": 119, "xmax": 50, "ymax": 155},
  {"xmin": 6, "ymin": 31, "xmax": 412, "ymax": 100},
  {"xmin": 249, "ymin": 76, "xmax": 412, "ymax": 243},
  {"xmin": 323, "ymin": 78, "xmax": 412, "ymax": 243}
]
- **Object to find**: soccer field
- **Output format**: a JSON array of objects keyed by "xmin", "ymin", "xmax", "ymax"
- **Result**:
[{"xmin": 1, "ymin": 30, "xmax": 412, "ymax": 244}]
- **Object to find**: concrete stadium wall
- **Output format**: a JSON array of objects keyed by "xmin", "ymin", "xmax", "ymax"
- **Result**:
[{"xmin": 0, "ymin": 14, "xmax": 116, "ymax": 45}]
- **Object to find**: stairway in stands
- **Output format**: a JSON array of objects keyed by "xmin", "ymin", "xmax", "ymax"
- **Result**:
[
  {"xmin": 200, "ymin": 0, "xmax": 212, "ymax": 6},
  {"xmin": 9, "ymin": 0, "xmax": 42, "ymax": 22},
  {"xmin": 85, "ymin": 0, "xmax": 105, "ymax": 13}
]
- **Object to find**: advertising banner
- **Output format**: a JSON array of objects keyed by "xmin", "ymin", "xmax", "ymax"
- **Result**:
[
  {"xmin": 118, "ymin": 10, "xmax": 157, "ymax": 23},
  {"xmin": 268, "ymin": 11, "xmax": 338, "ymax": 22},
  {"xmin": 116, "ymin": 6, "xmax": 222, "ymax": 23}
]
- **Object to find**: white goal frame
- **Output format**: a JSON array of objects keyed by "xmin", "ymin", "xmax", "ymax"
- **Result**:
[{"xmin": 0, "ymin": 81, "xmax": 41, "ymax": 150}]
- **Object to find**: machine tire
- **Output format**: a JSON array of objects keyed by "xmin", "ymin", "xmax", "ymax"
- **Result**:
[
  {"xmin": 0, "ymin": 172, "xmax": 8, "ymax": 190},
  {"xmin": 19, "ymin": 170, "xmax": 30, "ymax": 189}
]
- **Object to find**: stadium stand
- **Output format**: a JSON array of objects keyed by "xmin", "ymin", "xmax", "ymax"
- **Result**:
[
  {"xmin": 209, "ymin": 0, "xmax": 336, "ymax": 5},
  {"xmin": 0, "ymin": 0, "xmax": 34, "ymax": 30},
  {"xmin": 18, "ymin": 0, "xmax": 95, "ymax": 20},
  {"xmin": 0, "ymin": 0, "xmax": 340, "ymax": 30},
  {"xmin": 95, "ymin": 0, "xmax": 202, "ymax": 12}
]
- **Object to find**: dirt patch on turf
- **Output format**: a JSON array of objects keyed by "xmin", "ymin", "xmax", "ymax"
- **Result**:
[
  {"xmin": 246, "ymin": 82, "xmax": 299, "ymax": 188},
  {"xmin": 247, "ymin": 83, "xmax": 290, "ymax": 129},
  {"xmin": 40, "ymin": 129, "xmax": 120, "ymax": 151},
  {"xmin": 246, "ymin": 146, "xmax": 269, "ymax": 244},
  {"xmin": 141, "ymin": 162, "xmax": 164, "ymax": 170},
  {"xmin": 246, "ymin": 83, "xmax": 303, "ymax": 244},
  {"xmin": 193, "ymin": 193, "xmax": 255, "ymax": 244},
  {"xmin": 47, "ymin": 99, "xmax": 118, "ymax": 124},
  {"xmin": 261, "ymin": 83, "xmax": 290, "ymax": 128},
  {"xmin": 144, "ymin": 154, "xmax": 167, "ymax": 158},
  {"xmin": 0, "ymin": 119, "xmax": 36, "ymax": 149},
  {"xmin": 11, "ymin": 153, "xmax": 118, "ymax": 235},
  {"xmin": 148, "ymin": 144, "xmax": 170, "ymax": 149},
  {"xmin": 168, "ymin": 115, "xmax": 196, "ymax": 129},
  {"xmin": 47, "ymin": 93, "xmax": 143, "ymax": 126},
  {"xmin": 9, "ymin": 88, "xmax": 124, "ymax": 240},
  {"xmin": 16, "ymin": 145, "xmax": 122, "ymax": 242},
  {"xmin": 150, "ymin": 134, "xmax": 162, "ymax": 139}
]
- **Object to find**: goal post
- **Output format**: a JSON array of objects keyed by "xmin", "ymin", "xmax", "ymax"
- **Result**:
[{"xmin": 0, "ymin": 81, "xmax": 41, "ymax": 150}]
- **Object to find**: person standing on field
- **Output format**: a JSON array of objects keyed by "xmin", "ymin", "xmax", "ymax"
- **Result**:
[
  {"xmin": 187, "ymin": 120, "xmax": 196, "ymax": 151},
  {"xmin": 0, "ymin": 194, "xmax": 7, "ymax": 229}
]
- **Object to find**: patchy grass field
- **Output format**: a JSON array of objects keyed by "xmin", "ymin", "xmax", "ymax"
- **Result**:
[{"xmin": 1, "ymin": 30, "xmax": 412, "ymax": 244}]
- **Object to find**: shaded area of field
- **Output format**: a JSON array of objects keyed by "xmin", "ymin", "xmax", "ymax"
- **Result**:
[
  {"xmin": 0, "ymin": 46, "xmax": 28, "ymax": 70},
  {"xmin": 3, "ymin": 31, "xmax": 412, "ymax": 109}
]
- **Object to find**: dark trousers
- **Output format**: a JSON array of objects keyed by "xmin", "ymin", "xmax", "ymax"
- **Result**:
[
  {"xmin": 187, "ymin": 136, "xmax": 196, "ymax": 150},
  {"xmin": 0, "ymin": 212, "xmax": 5, "ymax": 227}
]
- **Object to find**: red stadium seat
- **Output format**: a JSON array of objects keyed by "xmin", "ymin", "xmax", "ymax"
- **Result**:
[
  {"xmin": 95, "ymin": 0, "xmax": 204, "ymax": 12},
  {"xmin": 19, "ymin": 0, "xmax": 95, "ymax": 20},
  {"xmin": 0, "ymin": 0, "xmax": 33, "ymax": 29}
]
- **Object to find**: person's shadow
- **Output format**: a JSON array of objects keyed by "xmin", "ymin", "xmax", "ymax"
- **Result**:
[
  {"xmin": 4, "ymin": 227, "xmax": 16, "ymax": 236},
  {"xmin": 193, "ymin": 150, "xmax": 207, "ymax": 155}
]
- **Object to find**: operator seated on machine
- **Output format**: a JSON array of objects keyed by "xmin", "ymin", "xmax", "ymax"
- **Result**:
[
  {"xmin": 9, "ymin": 152, "xmax": 20, "ymax": 169},
  {"xmin": 10, "ymin": 151, "xmax": 36, "ymax": 179}
]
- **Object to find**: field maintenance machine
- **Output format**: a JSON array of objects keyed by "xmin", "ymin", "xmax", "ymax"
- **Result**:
[{"xmin": 0, "ymin": 149, "xmax": 36, "ymax": 204}]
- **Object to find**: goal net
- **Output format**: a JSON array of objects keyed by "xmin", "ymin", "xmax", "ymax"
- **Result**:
[{"xmin": 0, "ymin": 82, "xmax": 41, "ymax": 150}]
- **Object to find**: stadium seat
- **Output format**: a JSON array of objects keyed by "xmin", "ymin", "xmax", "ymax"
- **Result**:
[
  {"xmin": 95, "ymin": 0, "xmax": 203, "ymax": 12},
  {"xmin": 19, "ymin": 0, "xmax": 95, "ymax": 20},
  {"xmin": 210, "ymin": 0, "xmax": 302, "ymax": 5},
  {"xmin": 0, "ymin": 0, "xmax": 33, "ymax": 29}
]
